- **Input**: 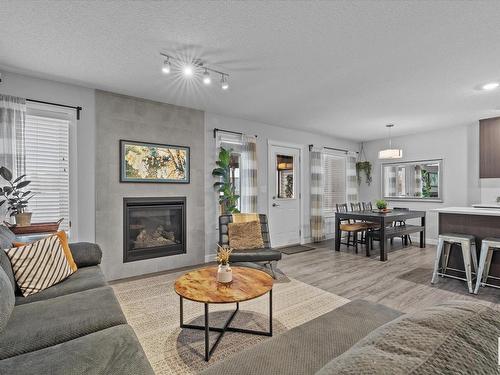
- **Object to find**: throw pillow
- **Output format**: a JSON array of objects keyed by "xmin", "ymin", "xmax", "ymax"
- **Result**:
[
  {"xmin": 232, "ymin": 213, "xmax": 260, "ymax": 223},
  {"xmin": 5, "ymin": 234, "xmax": 76, "ymax": 296},
  {"xmin": 228, "ymin": 221, "xmax": 264, "ymax": 250},
  {"xmin": 0, "ymin": 266, "xmax": 14, "ymax": 333},
  {"xmin": 11, "ymin": 231, "xmax": 77, "ymax": 272}
]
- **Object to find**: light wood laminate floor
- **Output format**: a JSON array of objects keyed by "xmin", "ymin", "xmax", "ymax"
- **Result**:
[{"xmin": 279, "ymin": 240, "xmax": 500, "ymax": 313}]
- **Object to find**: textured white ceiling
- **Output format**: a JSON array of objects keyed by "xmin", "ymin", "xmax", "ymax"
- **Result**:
[{"xmin": 1, "ymin": 1, "xmax": 500, "ymax": 141}]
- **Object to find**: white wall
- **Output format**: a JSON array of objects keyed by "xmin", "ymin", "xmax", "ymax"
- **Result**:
[
  {"xmin": 358, "ymin": 123, "xmax": 480, "ymax": 242},
  {"xmin": 204, "ymin": 112, "xmax": 359, "ymax": 259},
  {"xmin": 0, "ymin": 71, "xmax": 96, "ymax": 242}
]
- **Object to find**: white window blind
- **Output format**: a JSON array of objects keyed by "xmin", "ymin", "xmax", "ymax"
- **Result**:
[
  {"xmin": 24, "ymin": 112, "xmax": 70, "ymax": 230},
  {"xmin": 323, "ymin": 153, "xmax": 346, "ymax": 214}
]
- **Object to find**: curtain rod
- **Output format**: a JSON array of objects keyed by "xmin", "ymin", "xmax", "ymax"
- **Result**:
[
  {"xmin": 213, "ymin": 128, "xmax": 257, "ymax": 139},
  {"xmin": 308, "ymin": 144, "xmax": 359, "ymax": 154},
  {"xmin": 26, "ymin": 99, "xmax": 82, "ymax": 120}
]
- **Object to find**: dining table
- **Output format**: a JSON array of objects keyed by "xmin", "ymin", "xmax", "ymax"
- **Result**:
[{"xmin": 334, "ymin": 209, "xmax": 426, "ymax": 261}]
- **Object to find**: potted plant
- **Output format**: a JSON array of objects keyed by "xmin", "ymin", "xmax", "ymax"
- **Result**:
[
  {"xmin": 0, "ymin": 166, "xmax": 35, "ymax": 227},
  {"xmin": 376, "ymin": 199, "xmax": 389, "ymax": 213},
  {"xmin": 212, "ymin": 147, "xmax": 240, "ymax": 214},
  {"xmin": 356, "ymin": 161, "xmax": 372, "ymax": 185},
  {"xmin": 216, "ymin": 244, "xmax": 233, "ymax": 283}
]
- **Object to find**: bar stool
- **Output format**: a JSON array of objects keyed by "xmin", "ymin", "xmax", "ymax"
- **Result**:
[
  {"xmin": 474, "ymin": 237, "xmax": 500, "ymax": 294},
  {"xmin": 431, "ymin": 233, "xmax": 478, "ymax": 293}
]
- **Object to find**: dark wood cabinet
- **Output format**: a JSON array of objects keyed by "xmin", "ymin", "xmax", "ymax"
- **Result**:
[{"xmin": 480, "ymin": 116, "xmax": 500, "ymax": 178}]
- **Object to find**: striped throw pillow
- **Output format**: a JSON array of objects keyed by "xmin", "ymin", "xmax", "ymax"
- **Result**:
[{"xmin": 5, "ymin": 234, "xmax": 75, "ymax": 296}]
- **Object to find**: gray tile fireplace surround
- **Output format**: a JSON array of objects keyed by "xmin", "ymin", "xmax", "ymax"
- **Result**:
[{"xmin": 95, "ymin": 90, "xmax": 205, "ymax": 281}]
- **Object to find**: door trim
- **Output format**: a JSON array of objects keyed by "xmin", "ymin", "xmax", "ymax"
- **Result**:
[{"xmin": 267, "ymin": 140, "xmax": 304, "ymax": 245}]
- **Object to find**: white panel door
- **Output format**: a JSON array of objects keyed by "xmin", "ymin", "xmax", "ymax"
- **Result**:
[{"xmin": 268, "ymin": 144, "xmax": 301, "ymax": 247}]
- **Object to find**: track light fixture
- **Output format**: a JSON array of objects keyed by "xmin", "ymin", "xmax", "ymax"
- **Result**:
[
  {"xmin": 203, "ymin": 69, "xmax": 211, "ymax": 85},
  {"xmin": 159, "ymin": 52, "xmax": 230, "ymax": 90},
  {"xmin": 162, "ymin": 58, "xmax": 171, "ymax": 74}
]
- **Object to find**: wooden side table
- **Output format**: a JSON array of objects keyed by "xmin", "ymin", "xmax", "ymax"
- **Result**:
[{"xmin": 174, "ymin": 266, "xmax": 273, "ymax": 361}]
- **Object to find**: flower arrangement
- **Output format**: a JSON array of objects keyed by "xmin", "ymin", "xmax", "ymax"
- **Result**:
[{"xmin": 216, "ymin": 244, "xmax": 232, "ymax": 265}]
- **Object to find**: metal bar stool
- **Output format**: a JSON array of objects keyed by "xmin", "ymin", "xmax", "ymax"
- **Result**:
[
  {"xmin": 474, "ymin": 237, "xmax": 500, "ymax": 294},
  {"xmin": 431, "ymin": 233, "xmax": 478, "ymax": 293}
]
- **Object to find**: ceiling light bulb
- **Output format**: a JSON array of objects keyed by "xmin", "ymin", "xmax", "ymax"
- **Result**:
[
  {"xmin": 162, "ymin": 59, "xmax": 171, "ymax": 74},
  {"xmin": 203, "ymin": 69, "xmax": 211, "ymax": 85},
  {"xmin": 183, "ymin": 64, "xmax": 194, "ymax": 77},
  {"xmin": 482, "ymin": 82, "xmax": 499, "ymax": 91},
  {"xmin": 221, "ymin": 75, "xmax": 229, "ymax": 90}
]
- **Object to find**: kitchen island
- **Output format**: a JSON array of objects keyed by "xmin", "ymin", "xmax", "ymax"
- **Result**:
[{"xmin": 433, "ymin": 207, "xmax": 500, "ymax": 285}]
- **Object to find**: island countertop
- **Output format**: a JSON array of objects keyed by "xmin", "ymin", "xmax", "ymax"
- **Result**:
[{"xmin": 433, "ymin": 206, "xmax": 500, "ymax": 216}]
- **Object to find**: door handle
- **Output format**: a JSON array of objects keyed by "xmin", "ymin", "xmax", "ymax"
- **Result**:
[{"xmin": 272, "ymin": 203, "xmax": 280, "ymax": 207}]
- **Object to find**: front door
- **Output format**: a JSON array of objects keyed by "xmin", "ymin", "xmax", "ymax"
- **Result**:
[{"xmin": 268, "ymin": 144, "xmax": 301, "ymax": 247}]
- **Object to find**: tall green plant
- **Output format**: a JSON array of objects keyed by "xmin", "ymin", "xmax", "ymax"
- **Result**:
[
  {"xmin": 0, "ymin": 166, "xmax": 34, "ymax": 216},
  {"xmin": 212, "ymin": 147, "xmax": 240, "ymax": 214}
]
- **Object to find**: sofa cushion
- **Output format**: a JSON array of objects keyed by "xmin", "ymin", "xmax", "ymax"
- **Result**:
[
  {"xmin": 5, "ymin": 234, "xmax": 75, "ymax": 296},
  {"xmin": 0, "ymin": 325, "xmax": 154, "ymax": 375},
  {"xmin": 200, "ymin": 300, "xmax": 402, "ymax": 375},
  {"xmin": 68, "ymin": 242, "xmax": 103, "ymax": 267},
  {"xmin": 0, "ymin": 249, "xmax": 16, "ymax": 290},
  {"xmin": 0, "ymin": 286, "xmax": 127, "ymax": 360},
  {"xmin": 15, "ymin": 266, "xmax": 107, "ymax": 305},
  {"xmin": 0, "ymin": 267, "xmax": 14, "ymax": 333},
  {"xmin": 316, "ymin": 301, "xmax": 500, "ymax": 375}
]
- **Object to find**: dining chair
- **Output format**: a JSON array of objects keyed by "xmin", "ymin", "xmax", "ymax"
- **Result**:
[{"xmin": 336, "ymin": 203, "xmax": 368, "ymax": 253}]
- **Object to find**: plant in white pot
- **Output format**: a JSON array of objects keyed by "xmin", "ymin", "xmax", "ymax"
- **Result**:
[
  {"xmin": 216, "ymin": 244, "xmax": 233, "ymax": 283},
  {"xmin": 0, "ymin": 166, "xmax": 35, "ymax": 227}
]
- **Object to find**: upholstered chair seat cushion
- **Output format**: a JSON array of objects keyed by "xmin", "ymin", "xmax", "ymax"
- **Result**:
[{"xmin": 0, "ymin": 267, "xmax": 15, "ymax": 333}]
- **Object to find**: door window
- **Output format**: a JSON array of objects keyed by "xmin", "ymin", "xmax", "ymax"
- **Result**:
[{"xmin": 276, "ymin": 154, "xmax": 294, "ymax": 199}]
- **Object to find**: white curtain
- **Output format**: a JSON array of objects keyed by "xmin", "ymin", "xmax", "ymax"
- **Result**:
[
  {"xmin": 346, "ymin": 154, "xmax": 358, "ymax": 203},
  {"xmin": 240, "ymin": 135, "xmax": 258, "ymax": 213},
  {"xmin": 0, "ymin": 94, "xmax": 26, "ymax": 218},
  {"xmin": 310, "ymin": 148, "xmax": 325, "ymax": 242}
]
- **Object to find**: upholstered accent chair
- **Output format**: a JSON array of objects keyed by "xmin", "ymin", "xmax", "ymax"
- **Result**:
[{"xmin": 219, "ymin": 214, "xmax": 282, "ymax": 278}]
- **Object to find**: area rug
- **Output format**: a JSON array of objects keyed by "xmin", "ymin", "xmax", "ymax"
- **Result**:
[
  {"xmin": 276, "ymin": 244, "xmax": 316, "ymax": 255},
  {"xmin": 112, "ymin": 270, "xmax": 349, "ymax": 375}
]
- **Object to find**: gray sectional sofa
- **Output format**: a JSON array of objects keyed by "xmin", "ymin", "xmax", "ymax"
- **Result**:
[
  {"xmin": 201, "ymin": 299, "xmax": 500, "ymax": 375},
  {"xmin": 0, "ymin": 226, "xmax": 154, "ymax": 375}
]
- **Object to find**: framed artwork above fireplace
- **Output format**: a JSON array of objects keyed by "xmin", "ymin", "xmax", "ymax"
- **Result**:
[{"xmin": 120, "ymin": 140, "xmax": 190, "ymax": 183}]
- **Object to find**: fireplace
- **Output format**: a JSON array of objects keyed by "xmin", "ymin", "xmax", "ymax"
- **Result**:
[{"xmin": 123, "ymin": 197, "xmax": 186, "ymax": 262}]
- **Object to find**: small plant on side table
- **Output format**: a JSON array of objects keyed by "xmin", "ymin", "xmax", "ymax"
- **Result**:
[{"xmin": 0, "ymin": 166, "xmax": 34, "ymax": 227}]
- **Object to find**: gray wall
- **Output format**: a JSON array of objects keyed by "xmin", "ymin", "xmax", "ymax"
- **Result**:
[
  {"xmin": 95, "ymin": 90, "xmax": 205, "ymax": 280},
  {"xmin": 358, "ymin": 123, "xmax": 480, "ymax": 242},
  {"xmin": 0, "ymin": 71, "xmax": 96, "ymax": 242},
  {"xmin": 204, "ymin": 112, "xmax": 359, "ymax": 260}
]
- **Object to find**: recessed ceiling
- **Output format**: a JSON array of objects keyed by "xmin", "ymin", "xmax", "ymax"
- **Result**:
[{"xmin": 1, "ymin": 1, "xmax": 500, "ymax": 141}]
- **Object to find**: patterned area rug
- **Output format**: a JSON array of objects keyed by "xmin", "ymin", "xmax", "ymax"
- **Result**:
[{"xmin": 112, "ymin": 270, "xmax": 349, "ymax": 374}]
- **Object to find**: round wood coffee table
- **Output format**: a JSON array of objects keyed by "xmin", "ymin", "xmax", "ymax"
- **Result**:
[{"xmin": 174, "ymin": 266, "xmax": 273, "ymax": 361}]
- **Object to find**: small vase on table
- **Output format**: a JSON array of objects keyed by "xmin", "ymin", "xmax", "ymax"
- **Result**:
[{"xmin": 216, "ymin": 245, "xmax": 233, "ymax": 284}]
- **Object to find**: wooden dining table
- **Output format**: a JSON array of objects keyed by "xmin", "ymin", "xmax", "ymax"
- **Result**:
[{"xmin": 334, "ymin": 209, "xmax": 426, "ymax": 261}]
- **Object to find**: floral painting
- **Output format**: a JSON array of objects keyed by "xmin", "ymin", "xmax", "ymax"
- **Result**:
[{"xmin": 120, "ymin": 140, "xmax": 190, "ymax": 183}]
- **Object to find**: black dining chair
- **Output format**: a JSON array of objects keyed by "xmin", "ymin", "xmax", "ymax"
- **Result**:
[
  {"xmin": 391, "ymin": 207, "xmax": 412, "ymax": 246},
  {"xmin": 336, "ymin": 203, "xmax": 368, "ymax": 253}
]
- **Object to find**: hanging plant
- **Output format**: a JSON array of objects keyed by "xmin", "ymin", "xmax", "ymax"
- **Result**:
[{"xmin": 356, "ymin": 143, "xmax": 372, "ymax": 185}]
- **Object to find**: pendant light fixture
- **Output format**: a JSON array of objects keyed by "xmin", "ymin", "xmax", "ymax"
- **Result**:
[{"xmin": 378, "ymin": 124, "xmax": 403, "ymax": 159}]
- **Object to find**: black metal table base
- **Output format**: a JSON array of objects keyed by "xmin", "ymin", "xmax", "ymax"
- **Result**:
[{"xmin": 179, "ymin": 290, "xmax": 273, "ymax": 361}]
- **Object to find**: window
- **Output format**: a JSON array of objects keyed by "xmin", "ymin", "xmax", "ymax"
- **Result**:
[
  {"xmin": 24, "ymin": 104, "xmax": 73, "ymax": 231},
  {"xmin": 323, "ymin": 153, "xmax": 346, "ymax": 214}
]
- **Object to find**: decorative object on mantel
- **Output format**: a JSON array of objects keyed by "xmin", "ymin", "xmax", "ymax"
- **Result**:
[
  {"xmin": 3, "ymin": 218, "xmax": 63, "ymax": 235},
  {"xmin": 216, "ymin": 244, "xmax": 233, "ymax": 283},
  {"xmin": 212, "ymin": 146, "xmax": 240, "ymax": 214},
  {"xmin": 120, "ymin": 140, "xmax": 190, "ymax": 183},
  {"xmin": 159, "ymin": 52, "xmax": 230, "ymax": 90},
  {"xmin": 376, "ymin": 199, "xmax": 391, "ymax": 212},
  {"xmin": 378, "ymin": 124, "xmax": 403, "ymax": 159},
  {"xmin": 0, "ymin": 166, "xmax": 35, "ymax": 227},
  {"xmin": 356, "ymin": 143, "xmax": 372, "ymax": 185}
]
